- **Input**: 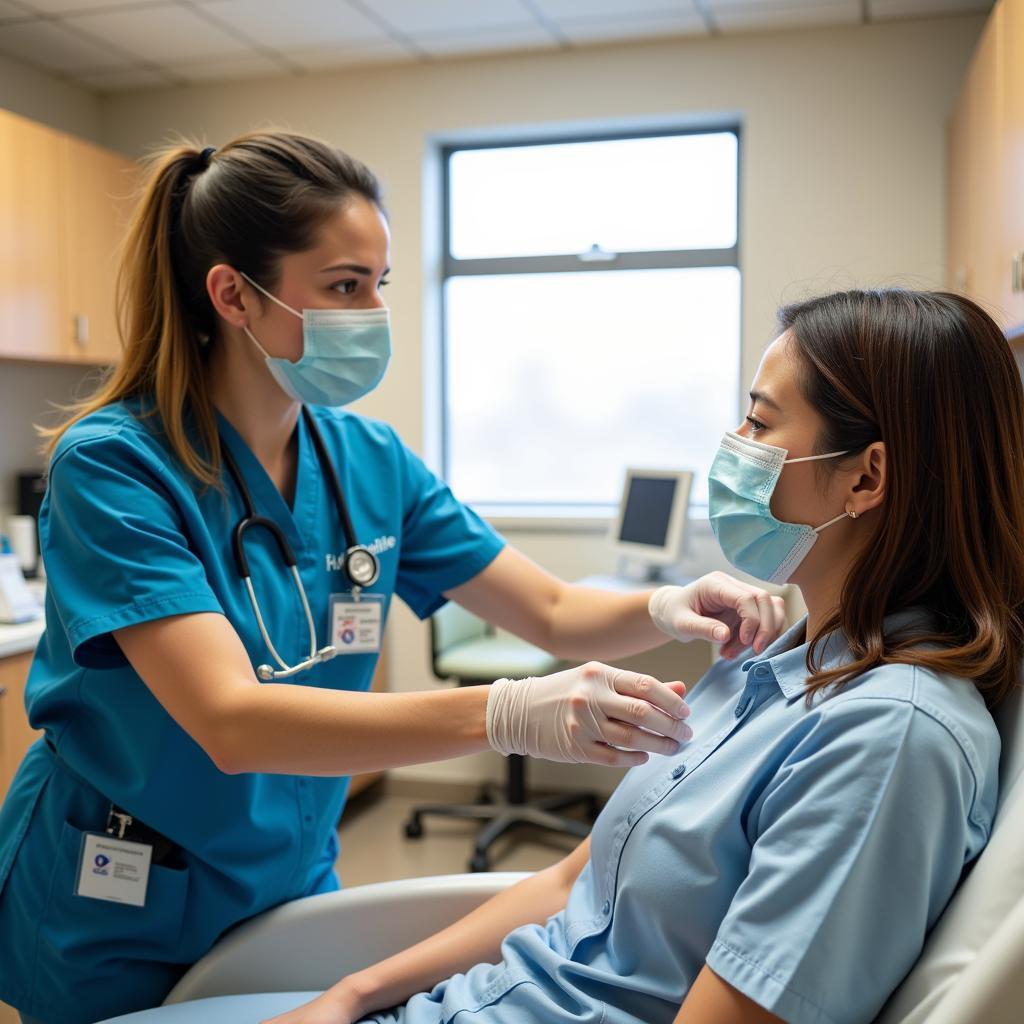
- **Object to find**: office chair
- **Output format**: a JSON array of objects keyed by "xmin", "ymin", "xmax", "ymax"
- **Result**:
[{"xmin": 402, "ymin": 602, "xmax": 601, "ymax": 872}]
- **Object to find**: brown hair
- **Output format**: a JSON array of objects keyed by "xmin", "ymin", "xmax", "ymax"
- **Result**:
[
  {"xmin": 40, "ymin": 131, "xmax": 382, "ymax": 485},
  {"xmin": 780, "ymin": 289, "xmax": 1024, "ymax": 707}
]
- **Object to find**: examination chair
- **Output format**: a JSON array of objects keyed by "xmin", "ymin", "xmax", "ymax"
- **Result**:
[
  {"xmin": 99, "ymin": 683, "xmax": 1024, "ymax": 1023},
  {"xmin": 402, "ymin": 601, "xmax": 601, "ymax": 872}
]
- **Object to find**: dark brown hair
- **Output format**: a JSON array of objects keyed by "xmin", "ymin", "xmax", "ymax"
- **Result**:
[
  {"xmin": 780, "ymin": 289, "xmax": 1024, "ymax": 707},
  {"xmin": 41, "ymin": 130, "xmax": 382, "ymax": 484}
]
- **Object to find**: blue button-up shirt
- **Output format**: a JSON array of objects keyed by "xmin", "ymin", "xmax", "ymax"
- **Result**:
[{"xmin": 367, "ymin": 612, "xmax": 999, "ymax": 1024}]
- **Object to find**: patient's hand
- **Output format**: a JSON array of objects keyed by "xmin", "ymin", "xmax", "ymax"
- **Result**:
[
  {"xmin": 649, "ymin": 572, "xmax": 787, "ymax": 659},
  {"xmin": 261, "ymin": 983, "xmax": 362, "ymax": 1024}
]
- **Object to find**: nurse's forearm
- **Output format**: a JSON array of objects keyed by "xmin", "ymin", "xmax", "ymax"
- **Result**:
[
  {"xmin": 545, "ymin": 585, "xmax": 664, "ymax": 660},
  {"xmin": 339, "ymin": 845, "xmax": 585, "ymax": 1019},
  {"xmin": 215, "ymin": 685, "xmax": 491, "ymax": 776}
]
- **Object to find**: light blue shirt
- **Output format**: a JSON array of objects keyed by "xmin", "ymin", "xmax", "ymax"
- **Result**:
[
  {"xmin": 0, "ymin": 400, "xmax": 504, "ymax": 1024},
  {"xmin": 365, "ymin": 613, "xmax": 999, "ymax": 1024}
]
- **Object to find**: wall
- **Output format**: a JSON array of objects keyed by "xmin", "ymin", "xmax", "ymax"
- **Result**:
[
  {"xmin": 95, "ymin": 16, "xmax": 981, "ymax": 792},
  {"xmin": 0, "ymin": 53, "xmax": 101, "ymax": 141}
]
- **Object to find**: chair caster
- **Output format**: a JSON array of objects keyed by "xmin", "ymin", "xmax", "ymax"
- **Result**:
[
  {"xmin": 404, "ymin": 817, "xmax": 423, "ymax": 839},
  {"xmin": 469, "ymin": 852, "xmax": 489, "ymax": 872}
]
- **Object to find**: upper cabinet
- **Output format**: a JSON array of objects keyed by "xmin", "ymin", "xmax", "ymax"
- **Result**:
[
  {"xmin": 0, "ymin": 111, "xmax": 65, "ymax": 361},
  {"xmin": 0, "ymin": 108, "xmax": 135, "ymax": 365},
  {"xmin": 59, "ymin": 134, "xmax": 136, "ymax": 365},
  {"xmin": 1004, "ymin": 0, "xmax": 1024, "ymax": 328},
  {"xmin": 948, "ymin": 0, "xmax": 1024, "ymax": 332}
]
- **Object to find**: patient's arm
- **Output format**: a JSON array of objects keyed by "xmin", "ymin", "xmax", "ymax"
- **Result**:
[
  {"xmin": 267, "ymin": 836, "xmax": 592, "ymax": 1024},
  {"xmin": 674, "ymin": 965, "xmax": 784, "ymax": 1024}
]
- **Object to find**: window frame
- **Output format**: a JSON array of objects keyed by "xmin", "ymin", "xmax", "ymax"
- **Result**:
[{"xmin": 439, "ymin": 123, "xmax": 742, "ymax": 522}]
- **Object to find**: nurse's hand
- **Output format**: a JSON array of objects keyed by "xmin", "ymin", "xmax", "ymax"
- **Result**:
[
  {"xmin": 486, "ymin": 663, "xmax": 692, "ymax": 767},
  {"xmin": 648, "ymin": 571, "xmax": 787, "ymax": 659}
]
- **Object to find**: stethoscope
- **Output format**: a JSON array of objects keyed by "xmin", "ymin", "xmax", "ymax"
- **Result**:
[{"xmin": 220, "ymin": 406, "xmax": 380, "ymax": 681}]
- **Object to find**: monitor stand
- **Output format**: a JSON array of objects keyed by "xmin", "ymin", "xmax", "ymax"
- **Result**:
[{"xmin": 615, "ymin": 555, "xmax": 663, "ymax": 584}]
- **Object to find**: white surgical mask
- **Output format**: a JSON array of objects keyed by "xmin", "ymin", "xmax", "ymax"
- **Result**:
[{"xmin": 241, "ymin": 271, "xmax": 391, "ymax": 407}]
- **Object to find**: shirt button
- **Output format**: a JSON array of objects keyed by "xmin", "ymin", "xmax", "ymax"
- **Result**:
[
  {"xmin": 754, "ymin": 664, "xmax": 770, "ymax": 679},
  {"xmin": 671, "ymin": 764, "xmax": 686, "ymax": 779},
  {"xmin": 602, "ymin": 900, "xmax": 611, "ymax": 915},
  {"xmin": 298, "ymin": 780, "xmax": 307, "ymax": 788},
  {"xmin": 303, "ymin": 814, "xmax": 313, "ymax": 824}
]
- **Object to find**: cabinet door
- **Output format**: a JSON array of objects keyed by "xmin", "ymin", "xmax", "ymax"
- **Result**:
[
  {"xmin": 966, "ymin": 5, "xmax": 1005, "ymax": 318},
  {"xmin": 0, "ymin": 651, "xmax": 40, "ymax": 804},
  {"xmin": 0, "ymin": 110, "xmax": 65, "ymax": 360},
  {"xmin": 59, "ymin": 135, "xmax": 136, "ymax": 365},
  {"xmin": 1005, "ymin": 0, "xmax": 1024, "ymax": 328}
]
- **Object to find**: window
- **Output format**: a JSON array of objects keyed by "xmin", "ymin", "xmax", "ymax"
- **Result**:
[{"xmin": 441, "ymin": 128, "xmax": 740, "ymax": 516}]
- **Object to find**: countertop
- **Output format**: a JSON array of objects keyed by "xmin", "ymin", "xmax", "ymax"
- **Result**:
[{"xmin": 0, "ymin": 580, "xmax": 46, "ymax": 659}]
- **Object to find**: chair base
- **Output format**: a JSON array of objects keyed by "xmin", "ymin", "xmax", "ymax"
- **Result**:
[{"xmin": 404, "ymin": 789, "xmax": 601, "ymax": 872}]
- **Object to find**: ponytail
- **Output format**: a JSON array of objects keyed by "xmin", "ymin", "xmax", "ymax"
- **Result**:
[{"xmin": 40, "ymin": 131, "xmax": 382, "ymax": 487}]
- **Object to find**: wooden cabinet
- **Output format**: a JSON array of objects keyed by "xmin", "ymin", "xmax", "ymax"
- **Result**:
[
  {"xmin": 59, "ymin": 134, "xmax": 136, "ymax": 364},
  {"xmin": 0, "ymin": 112, "xmax": 65, "ymax": 361},
  {"xmin": 0, "ymin": 108, "xmax": 134, "ymax": 365},
  {"xmin": 0, "ymin": 651, "xmax": 41, "ymax": 805},
  {"xmin": 948, "ymin": 0, "xmax": 1024, "ymax": 331},
  {"xmin": 1005, "ymin": 0, "xmax": 1024, "ymax": 327}
]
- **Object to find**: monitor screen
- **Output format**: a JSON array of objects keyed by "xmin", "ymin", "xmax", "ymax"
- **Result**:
[{"xmin": 618, "ymin": 476, "xmax": 678, "ymax": 548}]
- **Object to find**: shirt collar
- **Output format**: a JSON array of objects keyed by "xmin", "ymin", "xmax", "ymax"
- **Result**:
[{"xmin": 741, "ymin": 607, "xmax": 935, "ymax": 700}]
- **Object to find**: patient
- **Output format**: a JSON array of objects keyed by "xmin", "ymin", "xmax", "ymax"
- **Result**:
[{"xmin": 268, "ymin": 289, "xmax": 1021, "ymax": 1024}]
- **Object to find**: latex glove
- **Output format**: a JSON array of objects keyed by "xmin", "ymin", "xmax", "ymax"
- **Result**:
[
  {"xmin": 649, "ymin": 571, "xmax": 787, "ymax": 659},
  {"xmin": 486, "ymin": 662, "xmax": 692, "ymax": 768}
]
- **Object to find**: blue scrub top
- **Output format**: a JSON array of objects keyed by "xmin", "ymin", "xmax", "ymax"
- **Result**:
[
  {"xmin": 363, "ymin": 611, "xmax": 999, "ymax": 1024},
  {"xmin": 0, "ymin": 399, "xmax": 504, "ymax": 1024}
]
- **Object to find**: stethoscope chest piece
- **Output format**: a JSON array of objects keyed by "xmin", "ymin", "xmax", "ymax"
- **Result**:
[{"xmin": 222, "ymin": 407, "xmax": 379, "ymax": 681}]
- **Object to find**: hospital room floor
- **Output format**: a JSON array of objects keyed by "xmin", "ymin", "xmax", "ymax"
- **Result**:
[{"xmin": 336, "ymin": 782, "xmax": 594, "ymax": 886}]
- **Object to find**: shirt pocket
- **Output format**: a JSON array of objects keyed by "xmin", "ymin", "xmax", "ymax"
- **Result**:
[{"xmin": 39, "ymin": 819, "xmax": 192, "ymax": 965}]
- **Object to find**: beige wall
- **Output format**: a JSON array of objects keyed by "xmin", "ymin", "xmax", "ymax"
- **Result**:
[
  {"xmin": 95, "ymin": 17, "xmax": 983, "ymax": 791},
  {"xmin": 0, "ymin": 53, "xmax": 101, "ymax": 141}
]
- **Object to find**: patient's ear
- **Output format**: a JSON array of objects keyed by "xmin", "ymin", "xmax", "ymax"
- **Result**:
[{"xmin": 848, "ymin": 442, "xmax": 885, "ymax": 517}]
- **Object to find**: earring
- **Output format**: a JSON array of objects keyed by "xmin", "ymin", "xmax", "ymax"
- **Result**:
[{"xmin": 847, "ymin": 507, "xmax": 859, "ymax": 519}]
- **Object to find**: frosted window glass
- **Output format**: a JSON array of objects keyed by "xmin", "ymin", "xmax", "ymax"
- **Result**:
[
  {"xmin": 449, "ymin": 133, "xmax": 738, "ymax": 259},
  {"xmin": 445, "ymin": 267, "xmax": 741, "ymax": 507}
]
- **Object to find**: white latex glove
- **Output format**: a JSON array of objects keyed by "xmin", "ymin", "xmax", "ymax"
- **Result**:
[
  {"xmin": 649, "ymin": 571, "xmax": 788, "ymax": 659},
  {"xmin": 486, "ymin": 662, "xmax": 692, "ymax": 768}
]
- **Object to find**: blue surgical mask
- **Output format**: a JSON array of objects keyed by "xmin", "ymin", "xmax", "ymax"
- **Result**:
[
  {"xmin": 708, "ymin": 431, "xmax": 852, "ymax": 584},
  {"xmin": 240, "ymin": 272, "xmax": 391, "ymax": 407}
]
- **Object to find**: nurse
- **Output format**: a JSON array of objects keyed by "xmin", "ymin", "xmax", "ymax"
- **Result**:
[{"xmin": 0, "ymin": 131, "xmax": 785, "ymax": 1024}]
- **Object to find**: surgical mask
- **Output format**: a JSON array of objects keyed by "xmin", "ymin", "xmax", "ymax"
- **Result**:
[
  {"xmin": 708, "ymin": 431, "xmax": 852, "ymax": 584},
  {"xmin": 240, "ymin": 271, "xmax": 391, "ymax": 407}
]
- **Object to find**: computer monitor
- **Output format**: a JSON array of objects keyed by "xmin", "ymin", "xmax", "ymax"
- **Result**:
[{"xmin": 609, "ymin": 468, "xmax": 693, "ymax": 575}]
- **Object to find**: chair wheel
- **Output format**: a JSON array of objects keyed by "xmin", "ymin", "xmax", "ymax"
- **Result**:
[
  {"xmin": 469, "ymin": 852, "xmax": 489, "ymax": 872},
  {"xmin": 404, "ymin": 818, "xmax": 423, "ymax": 839}
]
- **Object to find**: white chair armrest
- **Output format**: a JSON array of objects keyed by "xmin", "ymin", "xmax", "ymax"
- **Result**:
[{"xmin": 165, "ymin": 872, "xmax": 530, "ymax": 1004}]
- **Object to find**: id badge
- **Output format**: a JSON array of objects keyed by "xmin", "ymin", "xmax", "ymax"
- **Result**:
[
  {"xmin": 76, "ymin": 832, "xmax": 152, "ymax": 907},
  {"xmin": 329, "ymin": 592, "xmax": 384, "ymax": 654}
]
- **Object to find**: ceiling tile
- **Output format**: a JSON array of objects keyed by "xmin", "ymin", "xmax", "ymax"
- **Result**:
[
  {"xmin": 414, "ymin": 24, "xmax": 562, "ymax": 57},
  {"xmin": 557, "ymin": 9, "xmax": 707, "ymax": 41},
  {"xmin": 368, "ymin": 0, "xmax": 538, "ymax": 34},
  {"xmin": 200, "ymin": 0, "xmax": 391, "ymax": 49},
  {"xmin": 281, "ymin": 38, "xmax": 417, "ymax": 70},
  {"xmin": 63, "ymin": 4, "xmax": 254, "ymax": 62},
  {"xmin": 869, "ymin": 0, "xmax": 991, "ymax": 19},
  {"xmin": 711, "ymin": 0, "xmax": 860, "ymax": 31},
  {"xmin": 76, "ymin": 65, "xmax": 174, "ymax": 90},
  {"xmin": 166, "ymin": 51, "xmax": 291, "ymax": 82},
  {"xmin": 0, "ymin": 17, "xmax": 131, "ymax": 71},
  {"xmin": 16, "ymin": 0, "xmax": 172, "ymax": 13},
  {"xmin": 534, "ymin": 0, "xmax": 695, "ymax": 18}
]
